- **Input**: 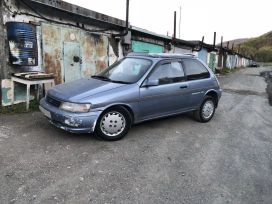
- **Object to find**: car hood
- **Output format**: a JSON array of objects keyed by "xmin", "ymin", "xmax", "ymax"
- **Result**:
[{"xmin": 47, "ymin": 78, "xmax": 126, "ymax": 102}]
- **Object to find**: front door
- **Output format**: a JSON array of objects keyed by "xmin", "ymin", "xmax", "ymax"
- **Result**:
[
  {"xmin": 139, "ymin": 60, "xmax": 190, "ymax": 120},
  {"xmin": 63, "ymin": 42, "xmax": 81, "ymax": 83}
]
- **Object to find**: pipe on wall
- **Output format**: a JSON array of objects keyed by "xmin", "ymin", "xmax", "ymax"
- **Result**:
[{"xmin": 113, "ymin": 0, "xmax": 129, "ymax": 37}]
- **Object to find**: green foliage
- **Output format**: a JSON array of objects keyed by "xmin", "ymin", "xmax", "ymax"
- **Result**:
[
  {"xmin": 236, "ymin": 31, "xmax": 272, "ymax": 62},
  {"xmin": 0, "ymin": 100, "xmax": 40, "ymax": 114},
  {"xmin": 255, "ymin": 47, "xmax": 272, "ymax": 62},
  {"xmin": 216, "ymin": 67, "xmax": 240, "ymax": 75}
]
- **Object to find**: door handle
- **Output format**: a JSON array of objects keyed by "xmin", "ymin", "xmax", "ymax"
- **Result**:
[{"xmin": 180, "ymin": 85, "xmax": 188, "ymax": 89}]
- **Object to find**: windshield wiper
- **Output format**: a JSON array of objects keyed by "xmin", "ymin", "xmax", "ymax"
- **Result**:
[
  {"xmin": 110, "ymin": 80, "xmax": 132, "ymax": 84},
  {"xmin": 92, "ymin": 75, "xmax": 132, "ymax": 84},
  {"xmin": 91, "ymin": 75, "xmax": 110, "ymax": 81}
]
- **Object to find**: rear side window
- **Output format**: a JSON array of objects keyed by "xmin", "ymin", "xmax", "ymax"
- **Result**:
[
  {"xmin": 149, "ymin": 61, "xmax": 185, "ymax": 85},
  {"xmin": 182, "ymin": 59, "xmax": 210, "ymax": 81}
]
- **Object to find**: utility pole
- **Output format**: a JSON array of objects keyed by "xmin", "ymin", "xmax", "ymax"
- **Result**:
[
  {"xmin": 213, "ymin": 32, "xmax": 216, "ymax": 49},
  {"xmin": 173, "ymin": 11, "xmax": 176, "ymax": 39},
  {"xmin": 179, "ymin": 5, "xmax": 181, "ymax": 39}
]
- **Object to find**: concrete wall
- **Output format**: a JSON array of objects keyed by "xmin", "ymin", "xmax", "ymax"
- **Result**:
[
  {"xmin": 0, "ymin": 0, "xmax": 6, "ymax": 80},
  {"xmin": 0, "ymin": 1, "xmax": 5, "ymax": 104},
  {"xmin": 197, "ymin": 48, "xmax": 209, "ymax": 64}
]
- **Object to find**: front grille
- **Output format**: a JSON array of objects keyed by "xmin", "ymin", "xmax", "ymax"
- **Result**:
[{"xmin": 46, "ymin": 95, "xmax": 61, "ymax": 107}]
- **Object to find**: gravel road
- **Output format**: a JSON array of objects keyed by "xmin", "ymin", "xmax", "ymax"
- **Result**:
[{"xmin": 0, "ymin": 67, "xmax": 272, "ymax": 204}]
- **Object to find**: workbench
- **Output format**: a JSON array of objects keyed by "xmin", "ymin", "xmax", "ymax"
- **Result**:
[{"xmin": 10, "ymin": 76, "xmax": 55, "ymax": 111}]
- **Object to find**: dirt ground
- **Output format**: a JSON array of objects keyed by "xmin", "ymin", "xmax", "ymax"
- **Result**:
[
  {"xmin": 0, "ymin": 67, "xmax": 272, "ymax": 204},
  {"xmin": 260, "ymin": 70, "xmax": 272, "ymax": 105}
]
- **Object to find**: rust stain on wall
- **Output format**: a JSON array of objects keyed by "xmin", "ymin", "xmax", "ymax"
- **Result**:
[
  {"xmin": 82, "ymin": 34, "xmax": 95, "ymax": 61},
  {"xmin": 96, "ymin": 60, "xmax": 107, "ymax": 73},
  {"xmin": 82, "ymin": 34, "xmax": 95, "ymax": 77},
  {"xmin": 95, "ymin": 35, "xmax": 107, "ymax": 57},
  {"xmin": 81, "ymin": 33, "xmax": 108, "ymax": 76},
  {"xmin": 44, "ymin": 52, "xmax": 61, "ymax": 84},
  {"xmin": 93, "ymin": 34, "xmax": 108, "ymax": 73},
  {"xmin": 42, "ymin": 24, "xmax": 62, "ymax": 84},
  {"xmin": 83, "ymin": 69, "xmax": 93, "ymax": 77},
  {"xmin": 43, "ymin": 25, "xmax": 60, "ymax": 46},
  {"xmin": 42, "ymin": 23, "xmax": 109, "ymax": 82}
]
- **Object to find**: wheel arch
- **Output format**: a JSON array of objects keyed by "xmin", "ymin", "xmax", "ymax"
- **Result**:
[
  {"xmin": 99, "ymin": 104, "xmax": 135, "ymax": 124},
  {"xmin": 94, "ymin": 104, "xmax": 134, "ymax": 141},
  {"xmin": 205, "ymin": 90, "xmax": 219, "ymax": 107}
]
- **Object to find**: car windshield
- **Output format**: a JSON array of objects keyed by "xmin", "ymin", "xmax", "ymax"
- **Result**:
[{"xmin": 93, "ymin": 58, "xmax": 152, "ymax": 84}]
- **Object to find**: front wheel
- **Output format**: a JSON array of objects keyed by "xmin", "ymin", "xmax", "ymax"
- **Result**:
[
  {"xmin": 194, "ymin": 96, "xmax": 216, "ymax": 122},
  {"xmin": 95, "ymin": 107, "xmax": 132, "ymax": 141}
]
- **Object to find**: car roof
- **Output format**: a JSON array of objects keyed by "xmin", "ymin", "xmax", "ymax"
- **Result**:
[{"xmin": 127, "ymin": 52, "xmax": 197, "ymax": 59}]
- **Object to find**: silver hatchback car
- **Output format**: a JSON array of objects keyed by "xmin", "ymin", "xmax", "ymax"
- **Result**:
[{"xmin": 40, "ymin": 53, "xmax": 222, "ymax": 141}]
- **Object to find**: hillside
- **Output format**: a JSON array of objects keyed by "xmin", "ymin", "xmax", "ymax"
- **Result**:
[
  {"xmin": 235, "ymin": 31, "xmax": 272, "ymax": 62},
  {"xmin": 221, "ymin": 38, "xmax": 249, "ymax": 48}
]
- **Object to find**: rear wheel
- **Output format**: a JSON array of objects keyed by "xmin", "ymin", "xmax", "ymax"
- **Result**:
[
  {"xmin": 194, "ymin": 96, "xmax": 215, "ymax": 122},
  {"xmin": 95, "ymin": 107, "xmax": 132, "ymax": 141}
]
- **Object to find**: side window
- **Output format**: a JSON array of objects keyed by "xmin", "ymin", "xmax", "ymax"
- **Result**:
[
  {"xmin": 149, "ymin": 61, "xmax": 185, "ymax": 85},
  {"xmin": 183, "ymin": 59, "xmax": 210, "ymax": 81}
]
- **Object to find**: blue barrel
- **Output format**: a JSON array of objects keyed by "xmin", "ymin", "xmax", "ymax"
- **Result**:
[{"xmin": 6, "ymin": 22, "xmax": 38, "ymax": 66}]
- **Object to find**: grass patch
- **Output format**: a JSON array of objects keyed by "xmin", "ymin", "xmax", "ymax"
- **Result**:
[
  {"xmin": 0, "ymin": 100, "xmax": 40, "ymax": 114},
  {"xmin": 260, "ymin": 62, "xmax": 272, "ymax": 67},
  {"xmin": 216, "ymin": 67, "xmax": 241, "ymax": 75}
]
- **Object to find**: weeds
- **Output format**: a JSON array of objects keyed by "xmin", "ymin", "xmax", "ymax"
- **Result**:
[
  {"xmin": 0, "ymin": 100, "xmax": 40, "ymax": 114},
  {"xmin": 216, "ymin": 67, "xmax": 242, "ymax": 75}
]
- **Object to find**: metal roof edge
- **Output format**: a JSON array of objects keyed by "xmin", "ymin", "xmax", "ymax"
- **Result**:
[
  {"xmin": 131, "ymin": 26, "xmax": 196, "ymax": 47},
  {"xmin": 26, "ymin": 0, "xmax": 127, "ymax": 28},
  {"xmin": 131, "ymin": 26, "xmax": 172, "ymax": 40},
  {"xmin": 127, "ymin": 52, "xmax": 196, "ymax": 59}
]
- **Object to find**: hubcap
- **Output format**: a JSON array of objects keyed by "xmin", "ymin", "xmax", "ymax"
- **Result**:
[
  {"xmin": 100, "ymin": 111, "xmax": 126, "ymax": 136},
  {"xmin": 202, "ymin": 100, "xmax": 214, "ymax": 119}
]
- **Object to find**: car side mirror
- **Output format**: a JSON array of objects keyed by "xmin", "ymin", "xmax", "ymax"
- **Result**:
[{"xmin": 142, "ymin": 79, "xmax": 159, "ymax": 87}]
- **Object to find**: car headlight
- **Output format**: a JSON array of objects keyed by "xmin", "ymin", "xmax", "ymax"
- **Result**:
[{"xmin": 60, "ymin": 102, "xmax": 91, "ymax": 113}]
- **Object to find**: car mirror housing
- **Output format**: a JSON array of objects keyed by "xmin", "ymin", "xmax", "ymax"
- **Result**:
[{"xmin": 142, "ymin": 79, "xmax": 159, "ymax": 87}]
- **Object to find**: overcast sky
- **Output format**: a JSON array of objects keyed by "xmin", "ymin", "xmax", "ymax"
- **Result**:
[{"xmin": 64, "ymin": 0, "xmax": 272, "ymax": 44}]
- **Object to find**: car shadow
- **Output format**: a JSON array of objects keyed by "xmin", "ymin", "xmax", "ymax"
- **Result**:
[
  {"xmin": 39, "ymin": 112, "xmax": 194, "ymax": 142},
  {"xmin": 132, "ymin": 112, "xmax": 193, "ymax": 129}
]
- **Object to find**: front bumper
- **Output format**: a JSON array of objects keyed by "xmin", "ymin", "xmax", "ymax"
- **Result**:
[{"xmin": 39, "ymin": 98, "xmax": 102, "ymax": 134}]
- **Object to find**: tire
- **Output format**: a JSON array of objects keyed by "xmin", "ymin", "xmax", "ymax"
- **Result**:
[
  {"xmin": 194, "ymin": 96, "xmax": 216, "ymax": 123},
  {"xmin": 95, "ymin": 107, "xmax": 132, "ymax": 141}
]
